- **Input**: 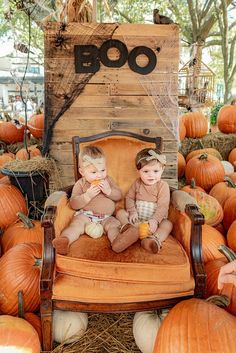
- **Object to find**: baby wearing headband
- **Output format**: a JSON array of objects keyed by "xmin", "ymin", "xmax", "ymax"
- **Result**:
[
  {"xmin": 112, "ymin": 148, "xmax": 173, "ymax": 254},
  {"xmin": 52, "ymin": 145, "xmax": 122, "ymax": 255}
]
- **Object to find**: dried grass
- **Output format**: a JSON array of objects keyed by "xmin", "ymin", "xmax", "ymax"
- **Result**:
[{"xmin": 52, "ymin": 313, "xmax": 141, "ymax": 353}]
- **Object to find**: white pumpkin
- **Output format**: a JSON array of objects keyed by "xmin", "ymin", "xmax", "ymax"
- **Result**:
[
  {"xmin": 221, "ymin": 161, "xmax": 234, "ymax": 175},
  {"xmin": 85, "ymin": 222, "xmax": 103, "ymax": 238},
  {"xmin": 133, "ymin": 309, "xmax": 169, "ymax": 353},
  {"xmin": 53, "ymin": 310, "xmax": 88, "ymax": 344}
]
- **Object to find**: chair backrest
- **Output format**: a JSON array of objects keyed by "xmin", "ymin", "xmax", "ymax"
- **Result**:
[{"xmin": 72, "ymin": 131, "xmax": 162, "ymax": 198}]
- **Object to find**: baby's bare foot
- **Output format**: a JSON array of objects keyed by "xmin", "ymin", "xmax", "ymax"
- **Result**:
[{"xmin": 52, "ymin": 236, "xmax": 69, "ymax": 255}]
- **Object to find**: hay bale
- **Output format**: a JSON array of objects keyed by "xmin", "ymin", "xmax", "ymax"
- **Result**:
[
  {"xmin": 52, "ymin": 313, "xmax": 141, "ymax": 353},
  {"xmin": 180, "ymin": 132, "xmax": 236, "ymax": 160}
]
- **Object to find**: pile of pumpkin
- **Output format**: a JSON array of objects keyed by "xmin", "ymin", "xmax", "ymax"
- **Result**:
[{"xmin": 0, "ymin": 185, "xmax": 88, "ymax": 352}]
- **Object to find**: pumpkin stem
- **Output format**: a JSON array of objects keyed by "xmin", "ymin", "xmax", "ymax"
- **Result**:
[
  {"xmin": 218, "ymin": 244, "xmax": 236, "ymax": 262},
  {"xmin": 206, "ymin": 295, "xmax": 230, "ymax": 308},
  {"xmin": 190, "ymin": 178, "xmax": 197, "ymax": 189},
  {"xmin": 0, "ymin": 140, "xmax": 7, "ymax": 152},
  {"xmin": 224, "ymin": 176, "xmax": 236, "ymax": 188},
  {"xmin": 199, "ymin": 153, "xmax": 208, "ymax": 160},
  {"xmin": 17, "ymin": 212, "xmax": 35, "ymax": 229},
  {"xmin": 18, "ymin": 290, "xmax": 25, "ymax": 318}
]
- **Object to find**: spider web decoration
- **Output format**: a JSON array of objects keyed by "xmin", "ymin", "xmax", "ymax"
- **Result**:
[
  {"xmin": 43, "ymin": 22, "xmax": 119, "ymax": 154},
  {"xmin": 122, "ymin": 32, "xmax": 179, "ymax": 141}
]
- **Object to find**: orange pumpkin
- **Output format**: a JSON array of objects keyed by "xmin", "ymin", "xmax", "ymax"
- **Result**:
[
  {"xmin": 28, "ymin": 113, "xmax": 44, "ymax": 139},
  {"xmin": 1, "ymin": 212, "xmax": 43, "ymax": 253},
  {"xmin": 186, "ymin": 148, "xmax": 222, "ymax": 163},
  {"xmin": 16, "ymin": 146, "xmax": 42, "ymax": 160},
  {"xmin": 181, "ymin": 178, "xmax": 205, "ymax": 193},
  {"xmin": 177, "ymin": 152, "xmax": 186, "ymax": 177},
  {"xmin": 227, "ymin": 220, "xmax": 236, "ymax": 252},
  {"xmin": 214, "ymin": 223, "xmax": 226, "ymax": 236},
  {"xmin": 217, "ymin": 103, "xmax": 236, "ymax": 134},
  {"xmin": 179, "ymin": 117, "xmax": 186, "ymax": 141},
  {"xmin": 24, "ymin": 312, "xmax": 43, "ymax": 345},
  {"xmin": 0, "ymin": 184, "xmax": 27, "ymax": 230},
  {"xmin": 0, "ymin": 243, "xmax": 42, "ymax": 315},
  {"xmin": 0, "ymin": 315, "xmax": 41, "ymax": 352},
  {"xmin": 185, "ymin": 153, "xmax": 225, "ymax": 192},
  {"xmin": 188, "ymin": 190, "xmax": 223, "ymax": 227},
  {"xmin": 229, "ymin": 173, "xmax": 236, "ymax": 183},
  {"xmin": 153, "ymin": 298, "xmax": 236, "ymax": 353},
  {"xmin": 201, "ymin": 224, "xmax": 226, "ymax": 263},
  {"xmin": 0, "ymin": 120, "xmax": 24, "ymax": 143},
  {"xmin": 228, "ymin": 148, "xmax": 236, "ymax": 170},
  {"xmin": 223, "ymin": 195, "xmax": 236, "ymax": 230},
  {"xmin": 0, "ymin": 152, "xmax": 15, "ymax": 178},
  {"xmin": 209, "ymin": 177, "xmax": 236, "ymax": 208},
  {"xmin": 0, "ymin": 175, "xmax": 10, "ymax": 184},
  {"xmin": 182, "ymin": 111, "xmax": 208, "ymax": 138}
]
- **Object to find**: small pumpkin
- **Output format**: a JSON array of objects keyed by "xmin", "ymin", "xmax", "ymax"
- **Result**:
[
  {"xmin": 85, "ymin": 222, "xmax": 104, "ymax": 238},
  {"xmin": 209, "ymin": 177, "xmax": 236, "ymax": 208},
  {"xmin": 0, "ymin": 151, "xmax": 15, "ymax": 178},
  {"xmin": 53, "ymin": 310, "xmax": 88, "ymax": 344},
  {"xmin": 181, "ymin": 178, "xmax": 205, "ymax": 193},
  {"xmin": 0, "ymin": 120, "xmax": 24, "ymax": 143},
  {"xmin": 182, "ymin": 111, "xmax": 208, "ymax": 138},
  {"xmin": 217, "ymin": 102, "xmax": 236, "ymax": 134},
  {"xmin": 0, "ymin": 315, "xmax": 41, "ymax": 353},
  {"xmin": 133, "ymin": 310, "xmax": 169, "ymax": 353},
  {"xmin": 16, "ymin": 146, "xmax": 41, "ymax": 160},
  {"xmin": 28, "ymin": 113, "xmax": 44, "ymax": 139}
]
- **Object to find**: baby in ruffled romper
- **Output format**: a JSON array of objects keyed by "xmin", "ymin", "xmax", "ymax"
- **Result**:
[
  {"xmin": 112, "ymin": 148, "xmax": 173, "ymax": 254},
  {"xmin": 52, "ymin": 145, "xmax": 122, "ymax": 255}
]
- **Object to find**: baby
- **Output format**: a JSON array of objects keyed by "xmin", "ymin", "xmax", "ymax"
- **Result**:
[
  {"xmin": 112, "ymin": 148, "xmax": 173, "ymax": 254},
  {"xmin": 52, "ymin": 145, "xmax": 122, "ymax": 255}
]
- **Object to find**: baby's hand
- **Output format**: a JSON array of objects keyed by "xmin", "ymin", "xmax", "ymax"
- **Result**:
[
  {"xmin": 99, "ymin": 179, "xmax": 111, "ymax": 196},
  {"xmin": 129, "ymin": 212, "xmax": 139, "ymax": 225},
  {"xmin": 86, "ymin": 185, "xmax": 101, "ymax": 199},
  {"xmin": 148, "ymin": 219, "xmax": 158, "ymax": 233}
]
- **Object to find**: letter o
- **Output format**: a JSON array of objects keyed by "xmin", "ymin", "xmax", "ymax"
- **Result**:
[
  {"xmin": 99, "ymin": 39, "xmax": 128, "ymax": 68},
  {"xmin": 128, "ymin": 46, "xmax": 157, "ymax": 75}
]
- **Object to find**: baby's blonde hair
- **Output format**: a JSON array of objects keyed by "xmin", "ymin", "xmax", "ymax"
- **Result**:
[{"xmin": 79, "ymin": 145, "xmax": 105, "ymax": 167}]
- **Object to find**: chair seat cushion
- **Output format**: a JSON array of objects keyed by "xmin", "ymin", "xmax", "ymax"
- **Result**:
[{"xmin": 53, "ymin": 234, "xmax": 195, "ymax": 303}]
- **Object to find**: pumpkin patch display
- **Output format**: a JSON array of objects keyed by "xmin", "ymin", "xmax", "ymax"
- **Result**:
[
  {"xmin": 28, "ymin": 113, "xmax": 44, "ymax": 139},
  {"xmin": 153, "ymin": 298, "xmax": 236, "ymax": 353},
  {"xmin": 1, "ymin": 212, "xmax": 43, "ymax": 253},
  {"xmin": 0, "ymin": 184, "xmax": 27, "ymax": 230},
  {"xmin": 185, "ymin": 153, "xmax": 225, "ymax": 191},
  {"xmin": 0, "ymin": 243, "xmax": 42, "ymax": 315},
  {"xmin": 53, "ymin": 310, "xmax": 88, "ymax": 343},
  {"xmin": 0, "ymin": 315, "xmax": 41, "ymax": 353},
  {"xmin": 217, "ymin": 103, "xmax": 236, "ymax": 133},
  {"xmin": 182, "ymin": 111, "xmax": 208, "ymax": 138}
]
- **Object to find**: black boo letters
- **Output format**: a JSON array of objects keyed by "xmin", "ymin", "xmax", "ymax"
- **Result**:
[{"xmin": 74, "ymin": 39, "xmax": 157, "ymax": 75}]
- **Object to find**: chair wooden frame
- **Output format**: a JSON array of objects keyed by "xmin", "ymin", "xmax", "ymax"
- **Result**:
[{"xmin": 40, "ymin": 131, "xmax": 206, "ymax": 352}]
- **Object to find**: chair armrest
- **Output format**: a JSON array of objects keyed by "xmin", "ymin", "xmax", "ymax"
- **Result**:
[{"xmin": 185, "ymin": 204, "xmax": 206, "ymax": 298}]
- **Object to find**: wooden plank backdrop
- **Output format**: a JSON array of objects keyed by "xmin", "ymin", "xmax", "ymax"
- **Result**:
[{"xmin": 44, "ymin": 22, "xmax": 179, "ymax": 188}]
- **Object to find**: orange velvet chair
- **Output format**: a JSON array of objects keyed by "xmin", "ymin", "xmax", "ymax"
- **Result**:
[{"xmin": 40, "ymin": 131, "xmax": 206, "ymax": 352}]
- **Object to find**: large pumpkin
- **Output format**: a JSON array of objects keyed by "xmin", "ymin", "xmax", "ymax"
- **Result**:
[
  {"xmin": 1, "ymin": 212, "xmax": 43, "ymax": 253},
  {"xmin": 209, "ymin": 177, "xmax": 236, "ymax": 208},
  {"xmin": 24, "ymin": 312, "xmax": 43, "ymax": 345},
  {"xmin": 227, "ymin": 221, "xmax": 236, "ymax": 252},
  {"xmin": 0, "ymin": 315, "xmax": 41, "ymax": 353},
  {"xmin": 185, "ymin": 153, "xmax": 225, "ymax": 191},
  {"xmin": 178, "ymin": 152, "xmax": 186, "ymax": 177},
  {"xmin": 0, "ymin": 184, "xmax": 27, "ymax": 230},
  {"xmin": 217, "ymin": 103, "xmax": 236, "ymax": 133},
  {"xmin": 0, "ymin": 243, "xmax": 42, "ymax": 315},
  {"xmin": 28, "ymin": 113, "xmax": 44, "ymax": 139},
  {"xmin": 182, "ymin": 111, "xmax": 208, "ymax": 138},
  {"xmin": 153, "ymin": 298, "xmax": 236, "ymax": 353}
]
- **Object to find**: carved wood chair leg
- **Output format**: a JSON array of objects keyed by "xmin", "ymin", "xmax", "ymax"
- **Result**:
[{"xmin": 41, "ymin": 298, "xmax": 53, "ymax": 352}]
